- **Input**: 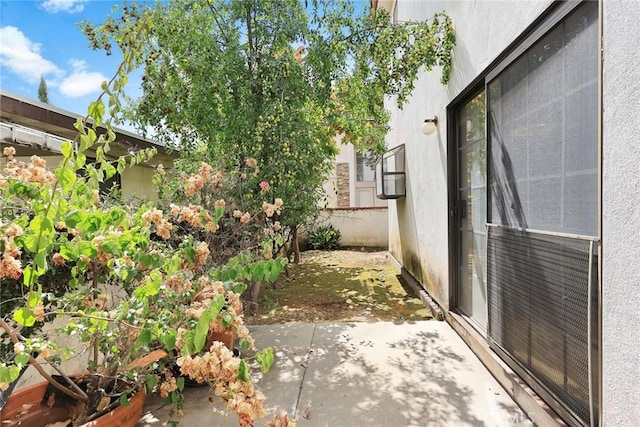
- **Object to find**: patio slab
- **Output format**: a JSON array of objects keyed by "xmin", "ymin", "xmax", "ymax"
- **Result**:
[{"xmin": 138, "ymin": 321, "xmax": 533, "ymax": 426}]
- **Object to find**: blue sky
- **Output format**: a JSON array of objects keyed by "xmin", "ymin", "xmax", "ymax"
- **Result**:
[{"xmin": 0, "ymin": 0, "xmax": 145, "ymax": 118}]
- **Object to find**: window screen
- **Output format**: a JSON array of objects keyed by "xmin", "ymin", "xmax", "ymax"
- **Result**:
[
  {"xmin": 488, "ymin": 2, "xmax": 598, "ymax": 237},
  {"xmin": 356, "ymin": 152, "xmax": 376, "ymax": 182}
]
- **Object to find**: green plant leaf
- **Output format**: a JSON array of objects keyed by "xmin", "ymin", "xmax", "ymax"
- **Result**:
[
  {"xmin": 138, "ymin": 328, "xmax": 153, "ymax": 346},
  {"xmin": 57, "ymin": 167, "xmax": 77, "ymax": 193},
  {"xmin": 14, "ymin": 308, "xmax": 36, "ymax": 327},
  {"xmin": 193, "ymin": 311, "xmax": 212, "ymax": 353},
  {"xmin": 255, "ymin": 347, "xmax": 275, "ymax": 374},
  {"xmin": 237, "ymin": 360, "xmax": 251, "ymax": 382},
  {"xmin": 163, "ymin": 329, "xmax": 177, "ymax": 351},
  {"xmin": 119, "ymin": 393, "xmax": 131, "ymax": 407},
  {"xmin": 61, "ymin": 140, "xmax": 73, "ymax": 158},
  {"xmin": 146, "ymin": 374, "xmax": 158, "ymax": 393},
  {"xmin": 88, "ymin": 101, "xmax": 105, "ymax": 127},
  {"xmin": 15, "ymin": 353, "xmax": 30, "ymax": 366}
]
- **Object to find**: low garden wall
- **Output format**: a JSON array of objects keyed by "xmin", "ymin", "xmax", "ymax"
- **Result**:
[{"xmin": 318, "ymin": 207, "xmax": 388, "ymax": 248}]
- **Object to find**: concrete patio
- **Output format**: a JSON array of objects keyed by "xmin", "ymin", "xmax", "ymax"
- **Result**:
[{"xmin": 138, "ymin": 320, "xmax": 534, "ymax": 427}]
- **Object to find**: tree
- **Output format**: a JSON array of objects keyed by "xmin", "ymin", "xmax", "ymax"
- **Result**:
[
  {"xmin": 38, "ymin": 76, "xmax": 49, "ymax": 103},
  {"xmin": 82, "ymin": 0, "xmax": 455, "ymax": 261}
]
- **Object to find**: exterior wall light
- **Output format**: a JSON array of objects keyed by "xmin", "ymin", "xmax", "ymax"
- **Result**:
[{"xmin": 421, "ymin": 116, "xmax": 439, "ymax": 135}]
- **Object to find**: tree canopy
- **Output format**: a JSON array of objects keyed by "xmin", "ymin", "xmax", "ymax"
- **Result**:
[
  {"xmin": 83, "ymin": 0, "xmax": 455, "ymax": 252},
  {"xmin": 38, "ymin": 76, "xmax": 49, "ymax": 103}
]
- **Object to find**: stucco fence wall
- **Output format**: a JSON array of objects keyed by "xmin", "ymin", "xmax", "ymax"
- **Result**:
[{"xmin": 314, "ymin": 207, "xmax": 388, "ymax": 248}]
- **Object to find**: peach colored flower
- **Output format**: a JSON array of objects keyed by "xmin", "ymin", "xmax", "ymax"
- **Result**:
[
  {"xmin": 0, "ymin": 255, "xmax": 22, "ymax": 279},
  {"xmin": 52, "ymin": 253, "xmax": 66, "ymax": 266},
  {"xmin": 186, "ymin": 175, "xmax": 204, "ymax": 196},
  {"xmin": 240, "ymin": 212, "xmax": 251, "ymax": 224},
  {"xmin": 3, "ymin": 146, "xmax": 16, "ymax": 159},
  {"xmin": 199, "ymin": 162, "xmax": 213, "ymax": 182},
  {"xmin": 195, "ymin": 241, "xmax": 210, "ymax": 266},
  {"xmin": 245, "ymin": 158, "xmax": 257, "ymax": 168}
]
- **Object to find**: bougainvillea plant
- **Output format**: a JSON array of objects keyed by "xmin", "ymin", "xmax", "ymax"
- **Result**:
[{"xmin": 0, "ymin": 16, "xmax": 277, "ymax": 427}]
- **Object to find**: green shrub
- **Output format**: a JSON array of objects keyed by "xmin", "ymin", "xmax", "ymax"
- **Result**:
[{"xmin": 308, "ymin": 225, "xmax": 341, "ymax": 250}]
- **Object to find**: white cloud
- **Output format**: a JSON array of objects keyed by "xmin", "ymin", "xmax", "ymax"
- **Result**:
[
  {"xmin": 58, "ymin": 59, "xmax": 107, "ymax": 98},
  {"xmin": 40, "ymin": 0, "xmax": 88, "ymax": 14},
  {"xmin": 0, "ymin": 26, "xmax": 62, "ymax": 83}
]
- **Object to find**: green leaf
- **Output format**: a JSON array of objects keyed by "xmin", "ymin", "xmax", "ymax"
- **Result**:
[
  {"xmin": 193, "ymin": 310, "xmax": 212, "ymax": 353},
  {"xmin": 0, "ymin": 365, "xmax": 22, "ymax": 384},
  {"xmin": 22, "ymin": 265, "xmax": 37, "ymax": 287},
  {"xmin": 27, "ymin": 287, "xmax": 41, "ymax": 308},
  {"xmin": 15, "ymin": 353, "xmax": 30, "ymax": 366},
  {"xmin": 104, "ymin": 163, "xmax": 117, "ymax": 179},
  {"xmin": 61, "ymin": 140, "xmax": 73, "ymax": 158},
  {"xmin": 138, "ymin": 329, "xmax": 153, "ymax": 346},
  {"xmin": 79, "ymin": 133, "xmax": 93, "ymax": 153},
  {"xmin": 14, "ymin": 308, "xmax": 36, "ymax": 327},
  {"xmin": 255, "ymin": 347, "xmax": 275, "ymax": 374},
  {"xmin": 119, "ymin": 393, "xmax": 131, "ymax": 407},
  {"xmin": 180, "ymin": 330, "xmax": 195, "ymax": 356},
  {"xmin": 146, "ymin": 374, "xmax": 158, "ymax": 393},
  {"xmin": 88, "ymin": 101, "xmax": 105, "ymax": 126},
  {"xmin": 34, "ymin": 250, "xmax": 49, "ymax": 273},
  {"xmin": 117, "ymin": 158, "xmax": 126, "ymax": 174},
  {"xmin": 210, "ymin": 294, "xmax": 225, "ymax": 315},
  {"xmin": 57, "ymin": 167, "xmax": 77, "ymax": 193},
  {"xmin": 232, "ymin": 282, "xmax": 247, "ymax": 294},
  {"xmin": 163, "ymin": 329, "xmax": 177, "ymax": 351},
  {"xmin": 236, "ymin": 360, "xmax": 251, "ymax": 382}
]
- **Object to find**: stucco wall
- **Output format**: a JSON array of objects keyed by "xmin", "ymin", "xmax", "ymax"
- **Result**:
[
  {"xmin": 121, "ymin": 165, "xmax": 158, "ymax": 201},
  {"xmin": 601, "ymin": 1, "xmax": 640, "ymax": 425},
  {"xmin": 319, "ymin": 207, "xmax": 388, "ymax": 247},
  {"xmin": 387, "ymin": 0, "xmax": 552, "ymax": 309}
]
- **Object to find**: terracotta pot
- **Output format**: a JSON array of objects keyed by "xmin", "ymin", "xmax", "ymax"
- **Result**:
[
  {"xmin": 0, "ymin": 381, "xmax": 146, "ymax": 427},
  {"xmin": 206, "ymin": 329, "xmax": 235, "ymax": 351}
]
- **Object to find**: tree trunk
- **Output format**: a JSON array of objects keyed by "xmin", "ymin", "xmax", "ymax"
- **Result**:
[
  {"xmin": 248, "ymin": 280, "xmax": 262, "ymax": 312},
  {"xmin": 293, "ymin": 225, "xmax": 300, "ymax": 264}
]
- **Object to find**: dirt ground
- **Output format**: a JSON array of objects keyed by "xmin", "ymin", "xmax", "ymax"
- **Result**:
[{"xmin": 244, "ymin": 249, "xmax": 432, "ymax": 325}]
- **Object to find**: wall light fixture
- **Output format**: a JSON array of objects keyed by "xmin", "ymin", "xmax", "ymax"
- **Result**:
[{"xmin": 421, "ymin": 116, "xmax": 439, "ymax": 136}]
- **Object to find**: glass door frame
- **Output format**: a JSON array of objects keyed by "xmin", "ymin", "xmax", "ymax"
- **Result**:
[{"xmin": 447, "ymin": 84, "xmax": 488, "ymax": 335}]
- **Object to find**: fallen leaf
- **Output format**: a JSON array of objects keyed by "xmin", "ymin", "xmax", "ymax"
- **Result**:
[{"xmin": 302, "ymin": 406, "xmax": 311, "ymax": 419}]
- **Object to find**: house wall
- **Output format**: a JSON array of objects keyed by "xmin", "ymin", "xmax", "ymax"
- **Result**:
[
  {"xmin": 388, "ymin": 0, "xmax": 639, "ymax": 425},
  {"xmin": 323, "ymin": 138, "xmax": 387, "ymax": 209},
  {"xmin": 121, "ymin": 166, "xmax": 158, "ymax": 201},
  {"xmin": 601, "ymin": 1, "xmax": 640, "ymax": 425},
  {"xmin": 387, "ymin": 0, "xmax": 552, "ymax": 310}
]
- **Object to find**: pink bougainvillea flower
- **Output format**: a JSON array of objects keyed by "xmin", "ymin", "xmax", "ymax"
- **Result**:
[{"xmin": 259, "ymin": 181, "xmax": 269, "ymax": 191}]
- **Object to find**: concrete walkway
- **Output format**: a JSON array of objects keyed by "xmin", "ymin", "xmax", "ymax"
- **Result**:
[{"xmin": 138, "ymin": 321, "xmax": 534, "ymax": 427}]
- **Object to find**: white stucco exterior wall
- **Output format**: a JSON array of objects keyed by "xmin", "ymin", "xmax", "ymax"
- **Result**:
[
  {"xmin": 601, "ymin": 1, "xmax": 640, "ymax": 425},
  {"xmin": 387, "ymin": 0, "xmax": 551, "ymax": 309}
]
